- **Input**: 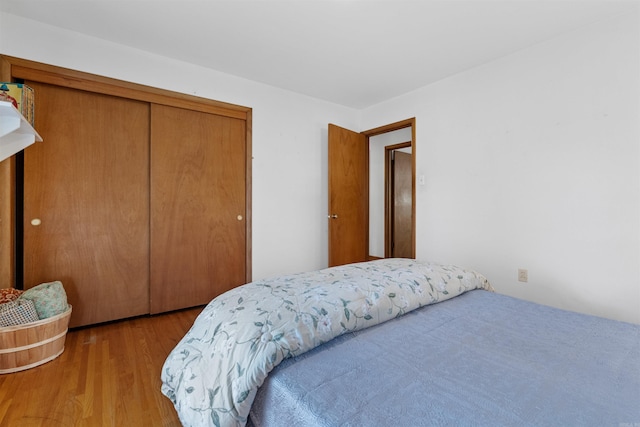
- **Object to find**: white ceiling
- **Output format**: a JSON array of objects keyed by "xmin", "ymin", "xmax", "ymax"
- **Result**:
[{"xmin": 0, "ymin": 0, "xmax": 636, "ymax": 108}]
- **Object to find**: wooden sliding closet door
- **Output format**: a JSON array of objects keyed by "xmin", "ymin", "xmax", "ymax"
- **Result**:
[
  {"xmin": 23, "ymin": 82, "xmax": 150, "ymax": 328},
  {"xmin": 150, "ymin": 104, "xmax": 246, "ymax": 313}
]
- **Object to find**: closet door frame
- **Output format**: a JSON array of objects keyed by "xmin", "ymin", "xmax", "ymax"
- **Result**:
[{"xmin": 0, "ymin": 55, "xmax": 252, "ymax": 289}]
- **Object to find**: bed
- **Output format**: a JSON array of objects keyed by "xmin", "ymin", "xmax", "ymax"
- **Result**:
[{"xmin": 161, "ymin": 259, "xmax": 640, "ymax": 427}]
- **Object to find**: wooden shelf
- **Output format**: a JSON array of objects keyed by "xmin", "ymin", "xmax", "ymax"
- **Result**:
[{"xmin": 0, "ymin": 100, "xmax": 42, "ymax": 162}]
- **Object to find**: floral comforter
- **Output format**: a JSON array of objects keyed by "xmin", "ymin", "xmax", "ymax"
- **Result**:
[{"xmin": 161, "ymin": 258, "xmax": 493, "ymax": 427}]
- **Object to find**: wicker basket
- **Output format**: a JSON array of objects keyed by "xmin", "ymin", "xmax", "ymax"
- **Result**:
[{"xmin": 0, "ymin": 306, "xmax": 72, "ymax": 374}]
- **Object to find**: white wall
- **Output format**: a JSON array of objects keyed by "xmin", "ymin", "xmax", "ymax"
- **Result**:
[
  {"xmin": 2, "ymin": 11, "xmax": 638, "ymax": 324},
  {"xmin": 362, "ymin": 12, "xmax": 640, "ymax": 324},
  {"xmin": 0, "ymin": 12, "xmax": 360, "ymax": 281}
]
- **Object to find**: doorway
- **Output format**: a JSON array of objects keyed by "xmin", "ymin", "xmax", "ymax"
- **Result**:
[
  {"xmin": 328, "ymin": 118, "xmax": 415, "ymax": 267},
  {"xmin": 386, "ymin": 143, "xmax": 412, "ymax": 258},
  {"xmin": 368, "ymin": 129, "xmax": 413, "ymax": 259}
]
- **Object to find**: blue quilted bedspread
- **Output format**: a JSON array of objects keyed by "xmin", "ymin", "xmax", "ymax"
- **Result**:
[{"xmin": 248, "ymin": 289, "xmax": 640, "ymax": 427}]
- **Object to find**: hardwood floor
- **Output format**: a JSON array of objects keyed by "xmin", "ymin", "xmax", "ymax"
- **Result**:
[{"xmin": 0, "ymin": 306, "xmax": 203, "ymax": 426}]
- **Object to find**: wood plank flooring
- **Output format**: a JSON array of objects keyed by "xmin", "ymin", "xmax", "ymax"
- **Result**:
[{"xmin": 0, "ymin": 306, "xmax": 203, "ymax": 427}]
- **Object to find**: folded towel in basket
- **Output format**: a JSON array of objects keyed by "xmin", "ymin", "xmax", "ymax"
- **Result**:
[{"xmin": 20, "ymin": 281, "xmax": 68, "ymax": 320}]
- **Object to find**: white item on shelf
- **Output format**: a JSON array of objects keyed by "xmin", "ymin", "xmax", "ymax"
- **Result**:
[{"xmin": 0, "ymin": 100, "xmax": 42, "ymax": 162}]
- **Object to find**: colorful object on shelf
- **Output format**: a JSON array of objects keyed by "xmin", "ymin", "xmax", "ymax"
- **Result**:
[{"xmin": 0, "ymin": 83, "xmax": 34, "ymax": 126}]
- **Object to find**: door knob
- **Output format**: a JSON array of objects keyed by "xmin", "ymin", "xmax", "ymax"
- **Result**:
[
  {"xmin": 31, "ymin": 218, "xmax": 42, "ymax": 226},
  {"xmin": 327, "ymin": 214, "xmax": 338, "ymax": 219}
]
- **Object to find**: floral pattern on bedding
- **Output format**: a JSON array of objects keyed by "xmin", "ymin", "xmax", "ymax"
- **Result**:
[{"xmin": 161, "ymin": 258, "xmax": 492, "ymax": 427}]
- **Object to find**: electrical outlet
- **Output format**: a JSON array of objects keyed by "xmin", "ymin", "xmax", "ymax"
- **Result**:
[{"xmin": 518, "ymin": 269, "xmax": 528, "ymax": 283}]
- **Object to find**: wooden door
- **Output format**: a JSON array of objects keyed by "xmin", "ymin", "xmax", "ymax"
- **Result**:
[
  {"xmin": 328, "ymin": 124, "xmax": 368, "ymax": 267},
  {"xmin": 23, "ymin": 82, "xmax": 150, "ymax": 328},
  {"xmin": 0, "ymin": 157, "xmax": 13, "ymax": 287},
  {"xmin": 392, "ymin": 151, "xmax": 413, "ymax": 258},
  {"xmin": 150, "ymin": 104, "xmax": 246, "ymax": 313}
]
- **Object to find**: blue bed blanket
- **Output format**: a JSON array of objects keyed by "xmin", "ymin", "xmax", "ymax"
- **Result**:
[
  {"xmin": 161, "ymin": 259, "xmax": 492, "ymax": 426},
  {"xmin": 248, "ymin": 289, "xmax": 640, "ymax": 427}
]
